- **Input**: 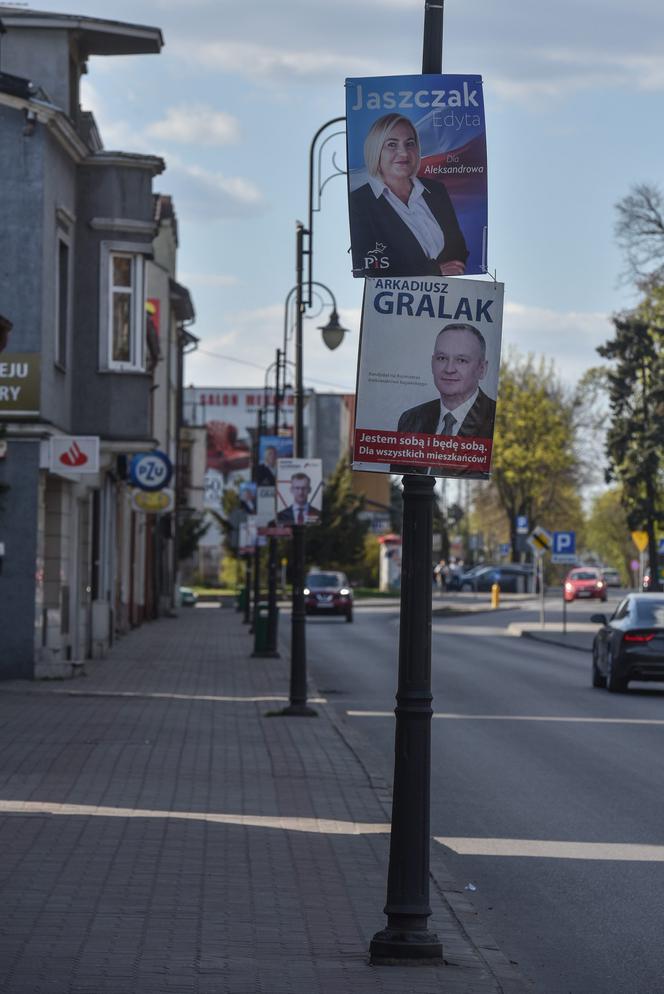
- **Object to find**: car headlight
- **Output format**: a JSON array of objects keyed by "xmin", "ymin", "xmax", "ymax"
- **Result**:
[
  {"xmin": 596, "ymin": 581, "xmax": 604, "ymax": 588},
  {"xmin": 565, "ymin": 582, "xmax": 573, "ymax": 591},
  {"xmin": 339, "ymin": 588, "xmax": 350, "ymax": 596},
  {"xmin": 303, "ymin": 588, "xmax": 310, "ymax": 596}
]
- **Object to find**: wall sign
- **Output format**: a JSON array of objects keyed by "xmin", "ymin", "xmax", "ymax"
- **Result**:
[{"xmin": 129, "ymin": 450, "xmax": 173, "ymax": 492}]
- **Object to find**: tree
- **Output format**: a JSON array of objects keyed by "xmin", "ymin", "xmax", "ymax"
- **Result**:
[
  {"xmin": 177, "ymin": 511, "xmax": 210, "ymax": 562},
  {"xmin": 585, "ymin": 488, "xmax": 634, "ymax": 585},
  {"xmin": 597, "ymin": 291, "xmax": 664, "ymax": 590},
  {"xmin": 615, "ymin": 183, "xmax": 664, "ymax": 288},
  {"xmin": 487, "ymin": 351, "xmax": 582, "ymax": 561},
  {"xmin": 306, "ymin": 455, "xmax": 369, "ymax": 574}
]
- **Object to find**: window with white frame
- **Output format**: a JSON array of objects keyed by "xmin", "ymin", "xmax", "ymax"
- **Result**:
[{"xmin": 100, "ymin": 244, "xmax": 146, "ymax": 372}]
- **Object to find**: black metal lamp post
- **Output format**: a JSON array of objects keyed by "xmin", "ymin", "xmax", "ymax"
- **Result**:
[
  {"xmin": 280, "ymin": 225, "xmax": 349, "ymax": 717},
  {"xmin": 370, "ymin": 0, "xmax": 445, "ymax": 965}
]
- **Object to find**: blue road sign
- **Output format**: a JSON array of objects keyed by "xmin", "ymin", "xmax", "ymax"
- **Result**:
[
  {"xmin": 516, "ymin": 515, "xmax": 528, "ymax": 534},
  {"xmin": 552, "ymin": 530, "xmax": 576, "ymax": 562},
  {"xmin": 658, "ymin": 538, "xmax": 664, "ymax": 555}
]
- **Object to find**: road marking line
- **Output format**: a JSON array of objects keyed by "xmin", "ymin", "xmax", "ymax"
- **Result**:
[
  {"xmin": 347, "ymin": 711, "xmax": 664, "ymax": 725},
  {"xmin": 435, "ymin": 837, "xmax": 664, "ymax": 861},
  {"xmin": 43, "ymin": 691, "xmax": 328, "ymax": 705},
  {"xmin": 0, "ymin": 800, "xmax": 389, "ymax": 835}
]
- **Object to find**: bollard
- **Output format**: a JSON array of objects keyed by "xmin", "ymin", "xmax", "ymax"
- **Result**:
[{"xmin": 491, "ymin": 582, "xmax": 500, "ymax": 609}]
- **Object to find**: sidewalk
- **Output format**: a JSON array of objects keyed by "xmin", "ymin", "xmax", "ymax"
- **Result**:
[{"xmin": 0, "ymin": 606, "xmax": 532, "ymax": 994}]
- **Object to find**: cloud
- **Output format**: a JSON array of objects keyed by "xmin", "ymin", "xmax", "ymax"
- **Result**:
[
  {"xmin": 502, "ymin": 301, "xmax": 612, "ymax": 386},
  {"xmin": 162, "ymin": 161, "xmax": 265, "ymax": 219},
  {"xmin": 170, "ymin": 38, "xmax": 383, "ymax": 82},
  {"xmin": 146, "ymin": 105, "xmax": 241, "ymax": 145}
]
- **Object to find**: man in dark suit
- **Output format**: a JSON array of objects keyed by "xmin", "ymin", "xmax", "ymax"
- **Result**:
[
  {"xmin": 393, "ymin": 322, "xmax": 495, "ymax": 477},
  {"xmin": 277, "ymin": 472, "xmax": 321, "ymax": 525}
]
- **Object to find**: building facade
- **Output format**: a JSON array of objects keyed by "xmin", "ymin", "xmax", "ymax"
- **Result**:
[{"xmin": 0, "ymin": 10, "xmax": 197, "ymax": 677}]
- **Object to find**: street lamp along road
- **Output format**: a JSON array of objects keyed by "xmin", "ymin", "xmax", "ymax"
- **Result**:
[{"xmin": 279, "ymin": 241, "xmax": 350, "ymax": 717}]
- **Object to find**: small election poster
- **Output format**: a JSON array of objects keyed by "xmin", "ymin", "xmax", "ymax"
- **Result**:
[
  {"xmin": 276, "ymin": 458, "xmax": 323, "ymax": 525},
  {"xmin": 346, "ymin": 74, "xmax": 487, "ymax": 279},
  {"xmin": 352, "ymin": 276, "xmax": 504, "ymax": 479}
]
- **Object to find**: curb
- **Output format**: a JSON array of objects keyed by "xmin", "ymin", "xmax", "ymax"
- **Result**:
[
  {"xmin": 305, "ymin": 658, "xmax": 534, "ymax": 992},
  {"xmin": 518, "ymin": 630, "xmax": 592, "ymax": 654}
]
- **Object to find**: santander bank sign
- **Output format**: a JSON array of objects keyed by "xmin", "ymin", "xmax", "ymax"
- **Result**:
[{"xmin": 50, "ymin": 436, "xmax": 100, "ymax": 475}]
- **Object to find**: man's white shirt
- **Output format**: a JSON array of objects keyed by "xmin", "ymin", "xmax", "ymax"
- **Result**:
[{"xmin": 435, "ymin": 389, "xmax": 479, "ymax": 435}]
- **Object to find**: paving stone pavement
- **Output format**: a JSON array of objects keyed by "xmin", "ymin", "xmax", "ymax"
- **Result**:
[{"xmin": 0, "ymin": 605, "xmax": 532, "ymax": 994}]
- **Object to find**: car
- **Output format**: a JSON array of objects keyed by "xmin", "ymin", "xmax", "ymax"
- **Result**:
[
  {"xmin": 460, "ymin": 564, "xmax": 532, "ymax": 593},
  {"xmin": 601, "ymin": 567, "xmax": 622, "ymax": 588},
  {"xmin": 304, "ymin": 571, "xmax": 353, "ymax": 621},
  {"xmin": 179, "ymin": 586, "xmax": 198, "ymax": 606},
  {"xmin": 563, "ymin": 567, "xmax": 607, "ymax": 603},
  {"xmin": 591, "ymin": 593, "xmax": 664, "ymax": 692}
]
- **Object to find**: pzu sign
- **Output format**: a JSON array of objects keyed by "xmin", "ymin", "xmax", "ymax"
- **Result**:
[
  {"xmin": 129, "ymin": 450, "xmax": 173, "ymax": 492},
  {"xmin": 552, "ymin": 530, "xmax": 576, "ymax": 563}
]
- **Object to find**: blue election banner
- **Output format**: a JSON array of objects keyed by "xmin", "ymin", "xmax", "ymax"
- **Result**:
[
  {"xmin": 345, "ymin": 74, "xmax": 487, "ymax": 279},
  {"xmin": 129, "ymin": 450, "xmax": 173, "ymax": 492},
  {"xmin": 553, "ymin": 531, "xmax": 576, "ymax": 557}
]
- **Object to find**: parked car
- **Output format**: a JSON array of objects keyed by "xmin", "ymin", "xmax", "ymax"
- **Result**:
[
  {"xmin": 601, "ymin": 567, "xmax": 622, "ymax": 588},
  {"xmin": 563, "ymin": 567, "xmax": 607, "ymax": 603},
  {"xmin": 591, "ymin": 594, "xmax": 664, "ymax": 692},
  {"xmin": 179, "ymin": 586, "xmax": 198, "ymax": 606},
  {"xmin": 460, "ymin": 564, "xmax": 532, "ymax": 593},
  {"xmin": 304, "ymin": 571, "xmax": 353, "ymax": 622}
]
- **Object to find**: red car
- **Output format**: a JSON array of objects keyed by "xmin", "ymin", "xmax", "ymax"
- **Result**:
[
  {"xmin": 304, "ymin": 571, "xmax": 353, "ymax": 622},
  {"xmin": 564, "ymin": 567, "xmax": 607, "ymax": 603}
]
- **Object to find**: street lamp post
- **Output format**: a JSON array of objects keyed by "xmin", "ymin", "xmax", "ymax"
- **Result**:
[
  {"xmin": 369, "ymin": 0, "xmax": 445, "ymax": 964},
  {"xmin": 280, "ymin": 224, "xmax": 349, "ymax": 717}
]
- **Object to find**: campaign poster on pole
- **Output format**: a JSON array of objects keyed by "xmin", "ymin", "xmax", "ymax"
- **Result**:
[
  {"xmin": 276, "ymin": 458, "xmax": 323, "ymax": 525},
  {"xmin": 352, "ymin": 276, "xmax": 504, "ymax": 479},
  {"xmin": 345, "ymin": 74, "xmax": 487, "ymax": 279},
  {"xmin": 257, "ymin": 435, "xmax": 293, "ymax": 487}
]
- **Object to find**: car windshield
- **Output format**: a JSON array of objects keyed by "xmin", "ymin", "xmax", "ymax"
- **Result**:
[
  {"xmin": 307, "ymin": 573, "xmax": 342, "ymax": 588},
  {"xmin": 634, "ymin": 598, "xmax": 664, "ymax": 626},
  {"xmin": 571, "ymin": 571, "xmax": 598, "ymax": 580}
]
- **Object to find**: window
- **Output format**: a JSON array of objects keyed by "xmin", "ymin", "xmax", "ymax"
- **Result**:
[
  {"xmin": 55, "ymin": 237, "xmax": 70, "ymax": 367},
  {"xmin": 99, "ymin": 243, "xmax": 146, "ymax": 372}
]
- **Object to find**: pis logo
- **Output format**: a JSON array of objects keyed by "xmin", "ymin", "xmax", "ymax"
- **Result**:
[{"xmin": 363, "ymin": 242, "xmax": 390, "ymax": 271}]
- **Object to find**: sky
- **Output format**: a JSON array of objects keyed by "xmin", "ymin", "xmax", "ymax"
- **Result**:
[{"xmin": 28, "ymin": 0, "xmax": 664, "ymax": 394}]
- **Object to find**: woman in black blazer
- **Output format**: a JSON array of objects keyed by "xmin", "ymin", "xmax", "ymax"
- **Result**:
[{"xmin": 349, "ymin": 113, "xmax": 468, "ymax": 278}]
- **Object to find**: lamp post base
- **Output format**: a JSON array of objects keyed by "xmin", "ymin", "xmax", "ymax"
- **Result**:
[
  {"xmin": 277, "ymin": 703, "xmax": 318, "ymax": 717},
  {"xmin": 369, "ymin": 926, "xmax": 443, "ymax": 964}
]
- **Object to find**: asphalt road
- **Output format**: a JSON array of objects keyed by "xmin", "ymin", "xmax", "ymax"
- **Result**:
[{"xmin": 302, "ymin": 591, "xmax": 664, "ymax": 994}]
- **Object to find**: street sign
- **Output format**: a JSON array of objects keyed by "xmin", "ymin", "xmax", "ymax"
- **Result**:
[
  {"xmin": 499, "ymin": 543, "xmax": 511, "ymax": 557},
  {"xmin": 129, "ymin": 450, "xmax": 173, "ymax": 492},
  {"xmin": 516, "ymin": 515, "xmax": 529, "ymax": 535},
  {"xmin": 552, "ymin": 530, "xmax": 576, "ymax": 564},
  {"xmin": 527, "ymin": 526, "xmax": 552, "ymax": 557},
  {"xmin": 658, "ymin": 538, "xmax": 664, "ymax": 555},
  {"xmin": 631, "ymin": 531, "xmax": 648, "ymax": 552}
]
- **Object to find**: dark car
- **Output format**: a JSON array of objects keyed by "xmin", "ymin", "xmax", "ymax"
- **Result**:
[
  {"xmin": 460, "ymin": 564, "xmax": 531, "ymax": 593},
  {"xmin": 564, "ymin": 567, "xmax": 607, "ymax": 603},
  {"xmin": 591, "ymin": 594, "xmax": 664, "ymax": 692},
  {"xmin": 304, "ymin": 571, "xmax": 353, "ymax": 622}
]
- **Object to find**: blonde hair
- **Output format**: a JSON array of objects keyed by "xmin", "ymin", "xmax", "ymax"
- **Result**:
[{"xmin": 363, "ymin": 114, "xmax": 421, "ymax": 179}]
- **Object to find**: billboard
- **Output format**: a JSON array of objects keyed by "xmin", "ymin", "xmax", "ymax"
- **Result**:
[
  {"xmin": 346, "ymin": 74, "xmax": 487, "ymax": 278},
  {"xmin": 352, "ymin": 276, "xmax": 504, "ymax": 479},
  {"xmin": 276, "ymin": 458, "xmax": 323, "ymax": 525},
  {"xmin": 183, "ymin": 387, "xmax": 298, "ymax": 509}
]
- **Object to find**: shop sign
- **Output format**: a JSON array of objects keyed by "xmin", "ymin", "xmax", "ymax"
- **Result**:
[
  {"xmin": 0, "ymin": 354, "xmax": 40, "ymax": 415},
  {"xmin": 131, "ymin": 488, "xmax": 175, "ymax": 514},
  {"xmin": 50, "ymin": 436, "xmax": 100, "ymax": 474}
]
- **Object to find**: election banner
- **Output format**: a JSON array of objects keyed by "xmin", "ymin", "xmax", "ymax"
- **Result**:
[
  {"xmin": 352, "ymin": 276, "xmax": 504, "ymax": 479},
  {"xmin": 276, "ymin": 458, "xmax": 323, "ymax": 526},
  {"xmin": 346, "ymin": 74, "xmax": 487, "ymax": 279}
]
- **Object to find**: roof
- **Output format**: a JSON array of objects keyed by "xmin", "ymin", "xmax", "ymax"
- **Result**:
[{"xmin": 0, "ymin": 7, "xmax": 163, "ymax": 57}]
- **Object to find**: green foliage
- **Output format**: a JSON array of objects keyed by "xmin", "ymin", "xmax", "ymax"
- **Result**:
[
  {"xmin": 488, "ymin": 350, "xmax": 581, "ymax": 560},
  {"xmin": 306, "ymin": 455, "xmax": 369, "ymax": 574},
  {"xmin": 597, "ymin": 289, "xmax": 664, "ymax": 581},
  {"xmin": 585, "ymin": 488, "xmax": 633, "ymax": 583},
  {"xmin": 177, "ymin": 511, "xmax": 211, "ymax": 562}
]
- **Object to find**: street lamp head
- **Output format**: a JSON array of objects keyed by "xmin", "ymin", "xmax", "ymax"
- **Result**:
[{"xmin": 318, "ymin": 308, "xmax": 349, "ymax": 351}]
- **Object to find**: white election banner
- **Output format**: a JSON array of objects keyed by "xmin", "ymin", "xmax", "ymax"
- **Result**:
[{"xmin": 352, "ymin": 277, "xmax": 504, "ymax": 479}]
